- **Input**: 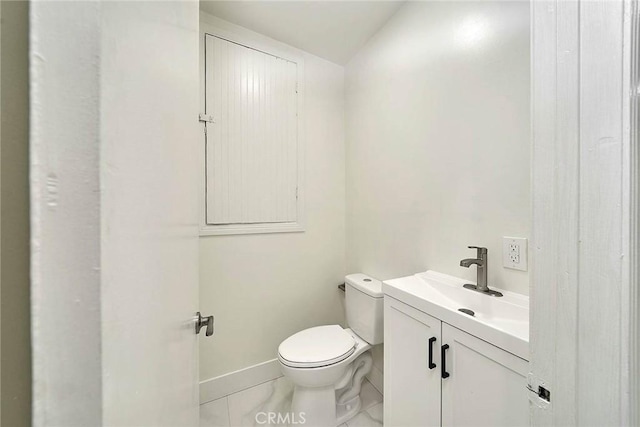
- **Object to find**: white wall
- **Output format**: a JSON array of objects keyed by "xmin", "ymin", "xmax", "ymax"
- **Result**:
[
  {"xmin": 199, "ymin": 13, "xmax": 346, "ymax": 381},
  {"xmin": 31, "ymin": 2, "xmax": 201, "ymax": 425},
  {"xmin": 345, "ymin": 1, "xmax": 531, "ymax": 296}
]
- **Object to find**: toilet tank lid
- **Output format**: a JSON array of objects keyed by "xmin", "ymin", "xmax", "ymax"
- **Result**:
[{"xmin": 345, "ymin": 273, "xmax": 383, "ymax": 298}]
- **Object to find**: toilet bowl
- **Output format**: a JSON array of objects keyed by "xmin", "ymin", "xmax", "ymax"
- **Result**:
[{"xmin": 277, "ymin": 274, "xmax": 383, "ymax": 427}]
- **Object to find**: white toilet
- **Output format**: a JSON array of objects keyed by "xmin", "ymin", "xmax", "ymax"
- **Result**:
[{"xmin": 277, "ymin": 274, "xmax": 383, "ymax": 427}]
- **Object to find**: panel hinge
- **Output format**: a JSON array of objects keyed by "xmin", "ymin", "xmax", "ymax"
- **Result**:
[{"xmin": 199, "ymin": 113, "xmax": 215, "ymax": 124}]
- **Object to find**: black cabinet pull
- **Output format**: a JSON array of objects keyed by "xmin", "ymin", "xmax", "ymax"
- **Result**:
[
  {"xmin": 441, "ymin": 344, "xmax": 450, "ymax": 378},
  {"xmin": 428, "ymin": 337, "xmax": 436, "ymax": 369}
]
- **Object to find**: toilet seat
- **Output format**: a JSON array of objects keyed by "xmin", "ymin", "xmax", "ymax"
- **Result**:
[{"xmin": 278, "ymin": 325, "xmax": 356, "ymax": 368}]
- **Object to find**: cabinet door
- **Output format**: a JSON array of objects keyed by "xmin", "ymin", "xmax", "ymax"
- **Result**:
[
  {"xmin": 441, "ymin": 323, "xmax": 529, "ymax": 427},
  {"xmin": 384, "ymin": 297, "xmax": 442, "ymax": 427}
]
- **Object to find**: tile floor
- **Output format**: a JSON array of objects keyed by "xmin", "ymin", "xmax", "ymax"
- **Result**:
[{"xmin": 200, "ymin": 377, "xmax": 383, "ymax": 427}]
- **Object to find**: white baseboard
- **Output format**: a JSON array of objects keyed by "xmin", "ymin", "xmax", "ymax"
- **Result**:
[
  {"xmin": 366, "ymin": 364, "xmax": 383, "ymax": 395},
  {"xmin": 200, "ymin": 357, "xmax": 383, "ymax": 405},
  {"xmin": 200, "ymin": 359, "xmax": 282, "ymax": 404}
]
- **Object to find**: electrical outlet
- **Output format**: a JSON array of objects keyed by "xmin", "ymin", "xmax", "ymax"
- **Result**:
[
  {"xmin": 509, "ymin": 243, "xmax": 520, "ymax": 263},
  {"xmin": 503, "ymin": 237, "xmax": 528, "ymax": 271}
]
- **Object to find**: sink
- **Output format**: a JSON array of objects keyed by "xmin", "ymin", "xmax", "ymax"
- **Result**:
[{"xmin": 383, "ymin": 270, "xmax": 529, "ymax": 360}]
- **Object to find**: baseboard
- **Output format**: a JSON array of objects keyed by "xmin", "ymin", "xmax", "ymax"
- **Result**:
[
  {"xmin": 200, "ymin": 356, "xmax": 383, "ymax": 405},
  {"xmin": 200, "ymin": 359, "xmax": 282, "ymax": 404},
  {"xmin": 366, "ymin": 364, "xmax": 383, "ymax": 395}
]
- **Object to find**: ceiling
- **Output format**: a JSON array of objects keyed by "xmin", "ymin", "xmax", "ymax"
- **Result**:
[{"xmin": 199, "ymin": 1, "xmax": 405, "ymax": 65}]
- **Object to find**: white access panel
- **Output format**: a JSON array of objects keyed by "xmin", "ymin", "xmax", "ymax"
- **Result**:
[
  {"xmin": 441, "ymin": 323, "xmax": 529, "ymax": 427},
  {"xmin": 204, "ymin": 34, "xmax": 299, "ymax": 225}
]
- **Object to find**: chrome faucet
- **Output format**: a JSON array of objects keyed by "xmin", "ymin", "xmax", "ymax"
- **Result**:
[{"xmin": 460, "ymin": 246, "xmax": 503, "ymax": 297}]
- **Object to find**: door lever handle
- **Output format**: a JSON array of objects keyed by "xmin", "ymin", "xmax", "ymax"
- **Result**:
[{"xmin": 196, "ymin": 312, "xmax": 214, "ymax": 336}]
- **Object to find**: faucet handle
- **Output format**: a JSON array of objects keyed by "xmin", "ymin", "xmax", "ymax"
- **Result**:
[{"xmin": 467, "ymin": 246, "xmax": 488, "ymax": 256}]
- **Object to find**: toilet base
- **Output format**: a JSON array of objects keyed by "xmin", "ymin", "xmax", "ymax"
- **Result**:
[
  {"xmin": 288, "ymin": 351, "xmax": 373, "ymax": 427},
  {"xmin": 291, "ymin": 385, "xmax": 336, "ymax": 427},
  {"xmin": 336, "ymin": 395, "xmax": 362, "ymax": 425},
  {"xmin": 290, "ymin": 387, "xmax": 364, "ymax": 427}
]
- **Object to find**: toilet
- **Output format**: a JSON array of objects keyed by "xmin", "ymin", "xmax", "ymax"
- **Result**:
[{"xmin": 278, "ymin": 274, "xmax": 383, "ymax": 427}]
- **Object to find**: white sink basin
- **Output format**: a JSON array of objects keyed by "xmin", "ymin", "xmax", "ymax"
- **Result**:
[{"xmin": 383, "ymin": 270, "xmax": 529, "ymax": 360}]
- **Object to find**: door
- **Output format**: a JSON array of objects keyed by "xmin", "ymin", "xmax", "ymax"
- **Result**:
[
  {"xmin": 30, "ymin": 2, "xmax": 201, "ymax": 425},
  {"xmin": 384, "ymin": 297, "xmax": 441, "ymax": 427},
  {"xmin": 531, "ymin": 1, "xmax": 637, "ymax": 425},
  {"xmin": 441, "ymin": 323, "xmax": 528, "ymax": 427},
  {"xmin": 99, "ymin": 2, "xmax": 201, "ymax": 425}
]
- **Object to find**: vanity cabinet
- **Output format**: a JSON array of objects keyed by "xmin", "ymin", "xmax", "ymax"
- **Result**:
[
  {"xmin": 385, "ymin": 297, "xmax": 442, "ymax": 427},
  {"xmin": 384, "ymin": 296, "xmax": 529, "ymax": 427},
  {"xmin": 440, "ymin": 323, "xmax": 529, "ymax": 426}
]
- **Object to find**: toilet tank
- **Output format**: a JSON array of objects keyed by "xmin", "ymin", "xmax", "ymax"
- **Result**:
[{"xmin": 345, "ymin": 274, "xmax": 384, "ymax": 345}]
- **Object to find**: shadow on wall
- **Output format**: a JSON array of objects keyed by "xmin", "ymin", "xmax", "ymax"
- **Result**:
[{"xmin": 1, "ymin": 1, "xmax": 32, "ymax": 426}]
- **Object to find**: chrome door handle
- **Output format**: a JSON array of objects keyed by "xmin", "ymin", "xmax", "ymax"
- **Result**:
[{"xmin": 195, "ymin": 312, "xmax": 214, "ymax": 336}]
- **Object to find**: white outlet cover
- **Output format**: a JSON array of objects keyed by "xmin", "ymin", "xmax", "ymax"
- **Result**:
[{"xmin": 503, "ymin": 237, "xmax": 528, "ymax": 271}]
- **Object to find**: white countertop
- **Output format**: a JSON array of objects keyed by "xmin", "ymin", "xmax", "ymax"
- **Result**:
[{"xmin": 383, "ymin": 270, "xmax": 530, "ymax": 360}]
